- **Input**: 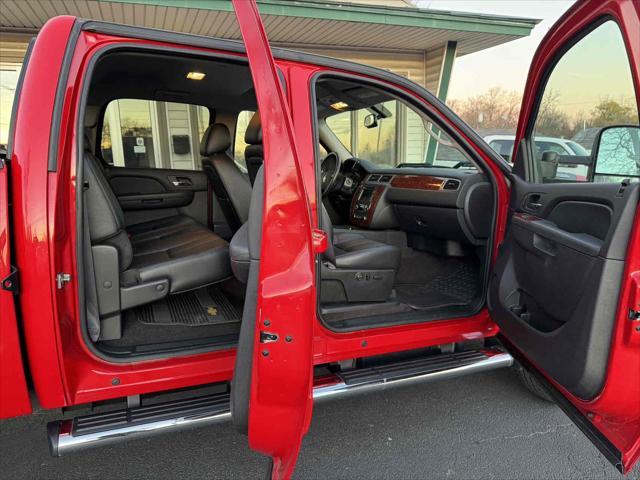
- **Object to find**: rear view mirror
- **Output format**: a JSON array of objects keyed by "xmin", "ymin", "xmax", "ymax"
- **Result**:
[
  {"xmin": 364, "ymin": 113, "xmax": 378, "ymax": 129},
  {"xmin": 593, "ymin": 125, "xmax": 640, "ymax": 179}
]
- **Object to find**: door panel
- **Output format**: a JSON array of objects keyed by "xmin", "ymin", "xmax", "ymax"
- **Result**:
[
  {"xmin": 104, "ymin": 167, "xmax": 229, "ymax": 235},
  {"xmin": 490, "ymin": 176, "xmax": 638, "ymax": 399},
  {"xmin": 491, "ymin": 0, "xmax": 640, "ymax": 472}
]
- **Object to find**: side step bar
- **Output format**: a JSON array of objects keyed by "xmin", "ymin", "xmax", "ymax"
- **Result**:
[
  {"xmin": 48, "ymin": 393, "xmax": 232, "ymax": 456},
  {"xmin": 313, "ymin": 350, "xmax": 513, "ymax": 401},
  {"xmin": 48, "ymin": 349, "xmax": 512, "ymax": 456}
]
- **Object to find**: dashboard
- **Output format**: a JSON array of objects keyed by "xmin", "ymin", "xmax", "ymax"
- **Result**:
[{"xmin": 333, "ymin": 159, "xmax": 494, "ymax": 246}]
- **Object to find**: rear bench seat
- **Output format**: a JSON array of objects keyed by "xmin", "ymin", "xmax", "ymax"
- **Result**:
[{"xmin": 83, "ymin": 149, "xmax": 231, "ymax": 340}]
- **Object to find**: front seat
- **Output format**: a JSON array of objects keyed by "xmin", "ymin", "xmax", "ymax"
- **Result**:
[
  {"xmin": 229, "ymin": 167, "xmax": 400, "ymax": 302},
  {"xmin": 243, "ymin": 112, "xmax": 263, "ymax": 186},
  {"xmin": 201, "ymin": 123, "xmax": 252, "ymax": 234}
]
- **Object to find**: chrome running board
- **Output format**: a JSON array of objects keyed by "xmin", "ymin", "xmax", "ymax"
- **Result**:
[
  {"xmin": 48, "ymin": 393, "xmax": 231, "ymax": 457},
  {"xmin": 313, "ymin": 350, "xmax": 513, "ymax": 401},
  {"xmin": 48, "ymin": 349, "xmax": 512, "ymax": 456}
]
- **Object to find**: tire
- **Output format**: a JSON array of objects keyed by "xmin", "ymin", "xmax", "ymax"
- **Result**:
[{"xmin": 516, "ymin": 365, "xmax": 554, "ymax": 402}]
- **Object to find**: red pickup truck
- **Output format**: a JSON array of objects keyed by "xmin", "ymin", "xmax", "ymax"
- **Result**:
[{"xmin": 1, "ymin": 0, "xmax": 639, "ymax": 478}]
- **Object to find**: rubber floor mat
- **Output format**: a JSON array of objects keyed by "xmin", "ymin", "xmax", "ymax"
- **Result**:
[
  {"xmin": 395, "ymin": 261, "xmax": 480, "ymax": 310},
  {"xmin": 136, "ymin": 286, "xmax": 241, "ymax": 326}
]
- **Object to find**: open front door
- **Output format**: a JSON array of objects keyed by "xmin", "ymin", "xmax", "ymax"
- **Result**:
[
  {"xmin": 230, "ymin": 1, "xmax": 316, "ymax": 478},
  {"xmin": 489, "ymin": 0, "xmax": 640, "ymax": 473}
]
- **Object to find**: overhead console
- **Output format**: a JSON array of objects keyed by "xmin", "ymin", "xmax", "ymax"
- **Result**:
[{"xmin": 349, "ymin": 169, "xmax": 494, "ymax": 251}]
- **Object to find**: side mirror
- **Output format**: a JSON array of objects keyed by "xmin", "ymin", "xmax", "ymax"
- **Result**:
[
  {"xmin": 592, "ymin": 125, "xmax": 640, "ymax": 179},
  {"xmin": 364, "ymin": 113, "xmax": 378, "ymax": 129},
  {"xmin": 539, "ymin": 150, "xmax": 559, "ymax": 180}
]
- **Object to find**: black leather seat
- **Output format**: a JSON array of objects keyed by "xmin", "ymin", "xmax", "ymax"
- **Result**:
[
  {"xmin": 84, "ymin": 150, "xmax": 231, "ymax": 294},
  {"xmin": 229, "ymin": 167, "xmax": 400, "ymax": 295},
  {"xmin": 201, "ymin": 123, "xmax": 252, "ymax": 234},
  {"xmin": 321, "ymin": 207, "xmax": 400, "ymax": 271},
  {"xmin": 243, "ymin": 112, "xmax": 263, "ymax": 186}
]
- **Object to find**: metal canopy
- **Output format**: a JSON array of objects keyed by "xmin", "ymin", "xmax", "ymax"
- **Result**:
[{"xmin": 0, "ymin": 0, "xmax": 538, "ymax": 56}]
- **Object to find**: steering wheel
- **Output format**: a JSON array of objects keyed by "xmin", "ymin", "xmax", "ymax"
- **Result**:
[{"xmin": 320, "ymin": 152, "xmax": 341, "ymax": 195}]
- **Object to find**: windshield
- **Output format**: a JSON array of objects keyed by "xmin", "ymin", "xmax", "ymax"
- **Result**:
[{"xmin": 324, "ymin": 99, "xmax": 475, "ymax": 170}]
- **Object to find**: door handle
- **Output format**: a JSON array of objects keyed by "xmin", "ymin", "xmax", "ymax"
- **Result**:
[
  {"xmin": 169, "ymin": 176, "xmax": 193, "ymax": 187},
  {"xmin": 171, "ymin": 180, "xmax": 192, "ymax": 187},
  {"xmin": 523, "ymin": 193, "xmax": 543, "ymax": 212}
]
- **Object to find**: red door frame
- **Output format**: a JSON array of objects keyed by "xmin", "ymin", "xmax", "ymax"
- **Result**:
[{"xmin": 510, "ymin": 0, "xmax": 640, "ymax": 472}]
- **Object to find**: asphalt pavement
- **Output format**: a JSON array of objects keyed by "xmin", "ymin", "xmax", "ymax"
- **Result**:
[{"xmin": 1, "ymin": 367, "xmax": 638, "ymax": 479}]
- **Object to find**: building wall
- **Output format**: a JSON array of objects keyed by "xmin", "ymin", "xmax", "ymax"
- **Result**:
[{"xmin": 300, "ymin": 47, "xmax": 427, "ymax": 86}]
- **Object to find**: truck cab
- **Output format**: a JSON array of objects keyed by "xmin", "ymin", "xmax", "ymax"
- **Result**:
[{"xmin": 1, "ymin": 1, "xmax": 639, "ymax": 478}]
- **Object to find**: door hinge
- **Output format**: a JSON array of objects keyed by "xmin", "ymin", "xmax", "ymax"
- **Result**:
[
  {"xmin": 56, "ymin": 272, "xmax": 72, "ymax": 289},
  {"xmin": 1, "ymin": 265, "xmax": 19, "ymax": 295}
]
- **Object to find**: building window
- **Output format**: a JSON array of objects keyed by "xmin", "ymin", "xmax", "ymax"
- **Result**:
[
  {"xmin": 0, "ymin": 64, "xmax": 21, "ymax": 147},
  {"xmin": 101, "ymin": 99, "xmax": 209, "ymax": 170}
]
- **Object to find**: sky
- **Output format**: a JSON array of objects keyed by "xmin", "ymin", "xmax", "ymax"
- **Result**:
[{"xmin": 415, "ymin": 0, "xmax": 576, "ymax": 101}]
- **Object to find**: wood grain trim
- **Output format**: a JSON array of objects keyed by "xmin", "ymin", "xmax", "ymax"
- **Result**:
[
  {"xmin": 350, "ymin": 185, "xmax": 385, "ymax": 228},
  {"xmin": 390, "ymin": 174, "xmax": 445, "ymax": 190}
]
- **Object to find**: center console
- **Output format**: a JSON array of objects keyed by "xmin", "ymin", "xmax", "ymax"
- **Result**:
[{"xmin": 350, "ymin": 184, "xmax": 385, "ymax": 227}]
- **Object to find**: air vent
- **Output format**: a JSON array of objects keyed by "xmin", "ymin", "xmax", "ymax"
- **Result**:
[
  {"xmin": 379, "ymin": 175, "xmax": 393, "ymax": 183},
  {"xmin": 368, "ymin": 174, "xmax": 381, "ymax": 182},
  {"xmin": 443, "ymin": 179, "xmax": 461, "ymax": 190}
]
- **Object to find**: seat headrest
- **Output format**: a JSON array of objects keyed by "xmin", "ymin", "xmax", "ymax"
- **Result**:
[
  {"xmin": 200, "ymin": 123, "xmax": 231, "ymax": 156},
  {"xmin": 244, "ymin": 112, "xmax": 262, "ymax": 145}
]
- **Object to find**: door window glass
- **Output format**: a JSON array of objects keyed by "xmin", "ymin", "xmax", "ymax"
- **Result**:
[
  {"xmin": 233, "ymin": 110, "xmax": 255, "ymax": 170},
  {"xmin": 101, "ymin": 99, "xmax": 209, "ymax": 170},
  {"xmin": 325, "ymin": 110, "xmax": 352, "ymax": 151},
  {"xmin": 530, "ymin": 21, "xmax": 639, "ymax": 183}
]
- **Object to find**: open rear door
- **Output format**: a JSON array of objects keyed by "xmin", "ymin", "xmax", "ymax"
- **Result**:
[
  {"xmin": 231, "ymin": 1, "xmax": 316, "ymax": 478},
  {"xmin": 0, "ymin": 155, "xmax": 31, "ymax": 419},
  {"xmin": 0, "ymin": 43, "xmax": 33, "ymax": 418},
  {"xmin": 489, "ymin": 0, "xmax": 640, "ymax": 473}
]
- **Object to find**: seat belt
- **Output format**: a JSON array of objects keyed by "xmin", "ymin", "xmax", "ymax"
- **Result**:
[{"xmin": 83, "ymin": 185, "xmax": 101, "ymax": 342}]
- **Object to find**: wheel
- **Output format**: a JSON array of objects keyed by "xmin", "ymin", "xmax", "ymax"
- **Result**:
[{"xmin": 516, "ymin": 364, "xmax": 554, "ymax": 402}]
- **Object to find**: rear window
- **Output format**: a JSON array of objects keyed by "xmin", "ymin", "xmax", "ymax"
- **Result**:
[{"xmin": 101, "ymin": 99, "xmax": 209, "ymax": 170}]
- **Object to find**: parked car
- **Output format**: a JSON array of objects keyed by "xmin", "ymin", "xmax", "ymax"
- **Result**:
[
  {"xmin": 484, "ymin": 134, "xmax": 590, "ymax": 181},
  {"xmin": 1, "ymin": 1, "xmax": 639, "ymax": 479}
]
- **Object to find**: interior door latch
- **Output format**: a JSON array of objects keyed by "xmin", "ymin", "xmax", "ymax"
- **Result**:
[
  {"xmin": 259, "ymin": 332, "xmax": 279, "ymax": 343},
  {"xmin": 56, "ymin": 272, "xmax": 72, "ymax": 289},
  {"xmin": 1, "ymin": 265, "xmax": 19, "ymax": 294}
]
